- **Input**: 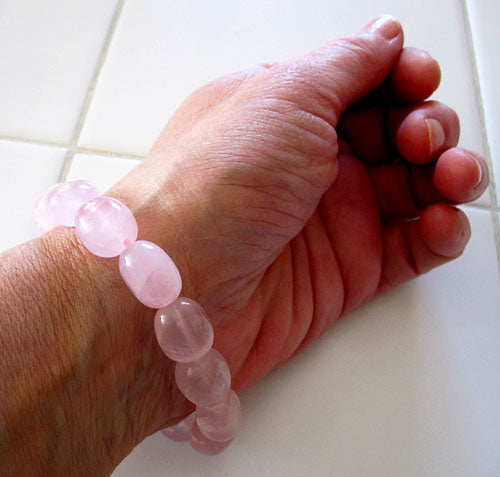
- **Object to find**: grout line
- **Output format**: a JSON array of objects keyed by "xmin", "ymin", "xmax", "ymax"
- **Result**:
[
  {"xmin": 463, "ymin": 202, "xmax": 499, "ymax": 213},
  {"xmin": 492, "ymin": 212, "xmax": 500, "ymax": 280},
  {"xmin": 57, "ymin": 0, "xmax": 126, "ymax": 182},
  {"xmin": 460, "ymin": 0, "xmax": 500, "ymax": 282},
  {"xmin": 76, "ymin": 146, "xmax": 143, "ymax": 161},
  {"xmin": 0, "ymin": 133, "xmax": 144, "ymax": 161},
  {"xmin": 0, "ymin": 134, "xmax": 67, "ymax": 149},
  {"xmin": 460, "ymin": 0, "xmax": 498, "ymax": 208}
]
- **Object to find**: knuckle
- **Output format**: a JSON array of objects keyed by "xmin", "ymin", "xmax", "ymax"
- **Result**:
[{"xmin": 331, "ymin": 35, "xmax": 379, "ymax": 70}]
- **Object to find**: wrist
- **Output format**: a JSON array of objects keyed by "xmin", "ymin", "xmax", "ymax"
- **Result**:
[
  {"xmin": 0, "ymin": 223, "xmax": 186, "ymax": 475},
  {"xmin": 107, "ymin": 159, "xmax": 199, "ymax": 300},
  {"xmin": 39, "ymin": 226, "xmax": 186, "ymax": 468}
]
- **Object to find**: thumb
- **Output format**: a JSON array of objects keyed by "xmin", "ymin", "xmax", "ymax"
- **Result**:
[{"xmin": 287, "ymin": 15, "xmax": 404, "ymax": 124}]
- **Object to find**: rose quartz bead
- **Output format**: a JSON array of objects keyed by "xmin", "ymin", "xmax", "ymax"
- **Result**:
[
  {"xmin": 175, "ymin": 349, "xmax": 231, "ymax": 407},
  {"xmin": 154, "ymin": 298, "xmax": 213, "ymax": 362},
  {"xmin": 120, "ymin": 241, "xmax": 182, "ymax": 308},
  {"xmin": 75, "ymin": 196, "xmax": 138, "ymax": 257},
  {"xmin": 34, "ymin": 212, "xmax": 56, "ymax": 236},
  {"xmin": 33, "ymin": 186, "xmax": 61, "ymax": 236},
  {"xmin": 45, "ymin": 180, "xmax": 100, "ymax": 226},
  {"xmin": 189, "ymin": 421, "xmax": 232, "ymax": 456},
  {"xmin": 161, "ymin": 413, "xmax": 196, "ymax": 442},
  {"xmin": 196, "ymin": 390, "xmax": 241, "ymax": 442}
]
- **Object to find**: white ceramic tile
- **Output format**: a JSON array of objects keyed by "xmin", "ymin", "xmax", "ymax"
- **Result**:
[
  {"xmin": 114, "ymin": 207, "xmax": 500, "ymax": 476},
  {"xmin": 67, "ymin": 153, "xmax": 140, "ymax": 193},
  {"xmin": 80, "ymin": 0, "xmax": 485, "ymax": 163},
  {"xmin": 466, "ymin": 0, "xmax": 500, "ymax": 204},
  {"xmin": 0, "ymin": 140, "xmax": 65, "ymax": 252},
  {"xmin": 0, "ymin": 0, "xmax": 118, "ymax": 144},
  {"xmin": 470, "ymin": 184, "xmax": 490, "ymax": 207}
]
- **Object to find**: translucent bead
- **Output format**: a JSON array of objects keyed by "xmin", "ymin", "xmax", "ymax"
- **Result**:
[
  {"xmin": 175, "ymin": 349, "xmax": 231, "ymax": 407},
  {"xmin": 45, "ymin": 180, "xmax": 100, "ymax": 226},
  {"xmin": 161, "ymin": 412, "xmax": 196, "ymax": 442},
  {"xmin": 196, "ymin": 390, "xmax": 241, "ymax": 442},
  {"xmin": 75, "ymin": 196, "xmax": 138, "ymax": 258},
  {"xmin": 154, "ymin": 298, "xmax": 213, "ymax": 362},
  {"xmin": 190, "ymin": 421, "xmax": 232, "ymax": 456},
  {"xmin": 33, "ymin": 185, "xmax": 61, "ymax": 236},
  {"xmin": 119, "ymin": 241, "xmax": 182, "ymax": 308}
]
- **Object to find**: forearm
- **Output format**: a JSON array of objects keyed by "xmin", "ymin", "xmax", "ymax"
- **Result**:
[{"xmin": 0, "ymin": 226, "xmax": 178, "ymax": 476}]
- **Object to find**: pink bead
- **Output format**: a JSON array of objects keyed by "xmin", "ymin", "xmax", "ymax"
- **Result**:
[
  {"xmin": 119, "ymin": 241, "xmax": 182, "ymax": 308},
  {"xmin": 175, "ymin": 349, "xmax": 231, "ymax": 407},
  {"xmin": 33, "ymin": 185, "xmax": 61, "ymax": 236},
  {"xmin": 190, "ymin": 421, "xmax": 232, "ymax": 456},
  {"xmin": 45, "ymin": 180, "xmax": 100, "ymax": 226},
  {"xmin": 196, "ymin": 390, "xmax": 241, "ymax": 442},
  {"xmin": 154, "ymin": 298, "xmax": 213, "ymax": 362},
  {"xmin": 75, "ymin": 196, "xmax": 138, "ymax": 258},
  {"xmin": 161, "ymin": 413, "xmax": 196, "ymax": 442}
]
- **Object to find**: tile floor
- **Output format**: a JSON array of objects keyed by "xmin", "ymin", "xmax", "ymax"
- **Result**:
[{"xmin": 0, "ymin": 1, "xmax": 499, "ymax": 476}]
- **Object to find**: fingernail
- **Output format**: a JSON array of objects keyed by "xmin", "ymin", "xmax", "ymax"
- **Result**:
[
  {"xmin": 362, "ymin": 15, "xmax": 401, "ymax": 40},
  {"xmin": 425, "ymin": 118, "xmax": 445, "ymax": 156},
  {"xmin": 472, "ymin": 156, "xmax": 483, "ymax": 187},
  {"xmin": 454, "ymin": 209, "xmax": 471, "ymax": 255}
]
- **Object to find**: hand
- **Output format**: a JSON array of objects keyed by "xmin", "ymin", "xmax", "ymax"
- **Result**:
[
  {"xmin": 0, "ymin": 16, "xmax": 489, "ymax": 476},
  {"xmin": 110, "ymin": 16, "xmax": 488, "ymax": 434}
]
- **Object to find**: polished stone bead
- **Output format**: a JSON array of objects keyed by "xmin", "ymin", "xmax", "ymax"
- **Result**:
[
  {"xmin": 33, "ymin": 185, "xmax": 61, "ymax": 236},
  {"xmin": 196, "ymin": 390, "xmax": 241, "ymax": 442},
  {"xmin": 75, "ymin": 196, "xmax": 137, "ymax": 257},
  {"xmin": 189, "ymin": 421, "xmax": 232, "ymax": 456},
  {"xmin": 161, "ymin": 413, "xmax": 196, "ymax": 442},
  {"xmin": 120, "ymin": 241, "xmax": 182, "ymax": 308},
  {"xmin": 45, "ymin": 180, "xmax": 100, "ymax": 226},
  {"xmin": 154, "ymin": 298, "xmax": 213, "ymax": 362},
  {"xmin": 175, "ymin": 349, "xmax": 231, "ymax": 407}
]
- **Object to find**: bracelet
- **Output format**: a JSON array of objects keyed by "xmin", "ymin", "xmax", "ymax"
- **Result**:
[{"xmin": 34, "ymin": 179, "xmax": 241, "ymax": 456}]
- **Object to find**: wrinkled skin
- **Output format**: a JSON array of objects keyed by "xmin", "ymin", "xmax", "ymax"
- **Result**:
[{"xmin": 109, "ymin": 18, "xmax": 488, "ymax": 428}]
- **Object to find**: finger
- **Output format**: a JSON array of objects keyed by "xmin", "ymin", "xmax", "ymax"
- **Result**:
[
  {"xmin": 369, "ymin": 148, "xmax": 488, "ymax": 220},
  {"xmin": 390, "ymin": 47, "xmax": 441, "ymax": 103},
  {"xmin": 285, "ymin": 15, "xmax": 403, "ymax": 124},
  {"xmin": 433, "ymin": 147, "xmax": 488, "ymax": 203},
  {"xmin": 318, "ymin": 154, "xmax": 382, "ymax": 313},
  {"xmin": 337, "ymin": 138, "xmax": 355, "ymax": 156},
  {"xmin": 285, "ymin": 212, "xmax": 344, "ymax": 359},
  {"xmin": 338, "ymin": 99, "xmax": 457, "ymax": 166},
  {"xmin": 369, "ymin": 163, "xmax": 420, "ymax": 219},
  {"xmin": 338, "ymin": 106, "xmax": 389, "ymax": 164},
  {"xmin": 408, "ymin": 147, "xmax": 488, "ymax": 209},
  {"xmin": 388, "ymin": 100, "xmax": 460, "ymax": 164},
  {"xmin": 378, "ymin": 204, "xmax": 471, "ymax": 294}
]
